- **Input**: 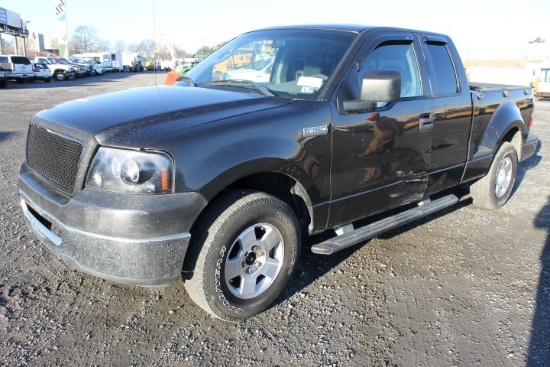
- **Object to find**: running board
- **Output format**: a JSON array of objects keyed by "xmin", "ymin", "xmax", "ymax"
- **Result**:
[{"xmin": 311, "ymin": 194, "xmax": 459, "ymax": 255}]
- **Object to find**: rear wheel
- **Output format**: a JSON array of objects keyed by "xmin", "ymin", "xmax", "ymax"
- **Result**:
[
  {"xmin": 470, "ymin": 142, "xmax": 518, "ymax": 210},
  {"xmin": 183, "ymin": 190, "xmax": 301, "ymax": 321}
]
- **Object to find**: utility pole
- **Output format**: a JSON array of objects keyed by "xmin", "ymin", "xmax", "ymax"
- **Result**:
[{"xmin": 21, "ymin": 20, "xmax": 30, "ymax": 57}]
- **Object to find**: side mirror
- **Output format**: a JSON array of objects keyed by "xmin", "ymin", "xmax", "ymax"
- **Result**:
[
  {"xmin": 343, "ymin": 70, "xmax": 401, "ymax": 113},
  {"xmin": 360, "ymin": 70, "xmax": 401, "ymax": 102}
]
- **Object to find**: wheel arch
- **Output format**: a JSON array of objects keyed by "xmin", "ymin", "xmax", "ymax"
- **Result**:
[
  {"xmin": 478, "ymin": 101, "xmax": 526, "ymax": 155},
  {"xmin": 197, "ymin": 166, "xmax": 315, "ymax": 236},
  {"xmin": 463, "ymin": 101, "xmax": 525, "ymax": 183}
]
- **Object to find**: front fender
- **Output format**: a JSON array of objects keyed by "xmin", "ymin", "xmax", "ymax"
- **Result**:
[{"xmin": 188, "ymin": 136, "xmax": 320, "ymax": 203}]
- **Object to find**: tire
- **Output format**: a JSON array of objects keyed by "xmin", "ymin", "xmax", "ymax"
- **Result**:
[
  {"xmin": 183, "ymin": 190, "xmax": 301, "ymax": 321},
  {"xmin": 55, "ymin": 72, "xmax": 66, "ymax": 81},
  {"xmin": 470, "ymin": 142, "xmax": 518, "ymax": 210},
  {"xmin": 0, "ymin": 80, "xmax": 8, "ymax": 88}
]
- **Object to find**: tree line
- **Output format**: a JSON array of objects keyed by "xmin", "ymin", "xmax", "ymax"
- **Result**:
[
  {"xmin": 0, "ymin": 25, "xmax": 212, "ymax": 61},
  {"xmin": 69, "ymin": 25, "xmax": 212, "ymax": 61}
]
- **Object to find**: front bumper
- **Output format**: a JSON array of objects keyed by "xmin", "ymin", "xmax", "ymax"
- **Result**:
[{"xmin": 19, "ymin": 163, "xmax": 208, "ymax": 286}]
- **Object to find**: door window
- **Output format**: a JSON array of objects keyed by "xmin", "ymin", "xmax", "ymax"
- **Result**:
[{"xmin": 361, "ymin": 42, "xmax": 422, "ymax": 99}]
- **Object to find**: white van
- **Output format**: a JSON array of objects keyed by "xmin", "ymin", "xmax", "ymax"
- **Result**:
[{"xmin": 0, "ymin": 55, "xmax": 33, "ymax": 83}]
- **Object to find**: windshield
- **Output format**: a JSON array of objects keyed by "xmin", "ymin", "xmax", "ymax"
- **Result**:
[{"xmin": 182, "ymin": 29, "xmax": 355, "ymax": 100}]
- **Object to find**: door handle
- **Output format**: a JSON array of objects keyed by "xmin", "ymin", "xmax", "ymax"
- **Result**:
[{"xmin": 419, "ymin": 113, "xmax": 434, "ymax": 132}]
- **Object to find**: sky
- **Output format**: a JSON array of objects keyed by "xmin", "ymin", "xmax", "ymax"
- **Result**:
[{"xmin": 1, "ymin": 0, "xmax": 550, "ymax": 60}]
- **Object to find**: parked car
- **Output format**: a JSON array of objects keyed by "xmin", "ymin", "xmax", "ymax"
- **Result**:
[
  {"xmin": 223, "ymin": 58, "xmax": 274, "ymax": 83},
  {"xmin": 31, "ymin": 63, "xmax": 52, "ymax": 83},
  {"xmin": 53, "ymin": 57, "xmax": 86, "ymax": 77},
  {"xmin": 59, "ymin": 57, "xmax": 91, "ymax": 76},
  {"xmin": 34, "ymin": 57, "xmax": 76, "ymax": 81},
  {"xmin": 70, "ymin": 56, "xmax": 104, "ymax": 75},
  {"xmin": 0, "ymin": 55, "xmax": 33, "ymax": 83}
]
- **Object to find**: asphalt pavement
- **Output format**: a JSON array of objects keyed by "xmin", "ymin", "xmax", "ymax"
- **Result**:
[{"xmin": 0, "ymin": 72, "xmax": 548, "ymax": 366}]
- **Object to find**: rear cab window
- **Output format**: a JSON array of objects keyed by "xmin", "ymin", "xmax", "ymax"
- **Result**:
[
  {"xmin": 423, "ymin": 38, "xmax": 459, "ymax": 96},
  {"xmin": 11, "ymin": 57, "xmax": 31, "ymax": 65}
]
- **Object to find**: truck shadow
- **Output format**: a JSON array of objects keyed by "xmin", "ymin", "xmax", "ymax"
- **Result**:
[
  {"xmin": 514, "ymin": 140, "xmax": 543, "ymax": 193},
  {"xmin": 0, "ymin": 131, "xmax": 17, "ymax": 143},
  {"xmin": 273, "ymin": 144, "xmax": 543, "ymax": 314},
  {"xmin": 527, "ymin": 195, "xmax": 550, "ymax": 366},
  {"xmin": 272, "ymin": 191, "xmax": 472, "ymax": 310}
]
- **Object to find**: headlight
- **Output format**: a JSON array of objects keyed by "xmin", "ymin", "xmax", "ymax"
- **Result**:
[{"xmin": 86, "ymin": 147, "xmax": 173, "ymax": 194}]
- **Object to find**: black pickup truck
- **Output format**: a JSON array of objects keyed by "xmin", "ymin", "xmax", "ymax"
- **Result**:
[{"xmin": 19, "ymin": 25, "xmax": 538, "ymax": 320}]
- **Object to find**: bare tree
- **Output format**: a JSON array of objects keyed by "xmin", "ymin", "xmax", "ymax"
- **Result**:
[
  {"xmin": 94, "ymin": 38, "xmax": 111, "ymax": 52},
  {"xmin": 140, "ymin": 39, "xmax": 156, "ymax": 59},
  {"xmin": 127, "ymin": 40, "xmax": 156, "ymax": 61},
  {"xmin": 194, "ymin": 46, "xmax": 213, "ymax": 59},
  {"xmin": 26, "ymin": 35, "xmax": 40, "ymax": 59},
  {"xmin": 0, "ymin": 38, "xmax": 15, "ymax": 54},
  {"xmin": 113, "ymin": 40, "xmax": 126, "ymax": 53},
  {"xmin": 69, "ymin": 26, "xmax": 100, "ymax": 53},
  {"xmin": 69, "ymin": 26, "xmax": 111, "ymax": 53}
]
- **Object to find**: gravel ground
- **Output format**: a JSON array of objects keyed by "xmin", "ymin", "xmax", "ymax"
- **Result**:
[{"xmin": 0, "ymin": 73, "xmax": 548, "ymax": 367}]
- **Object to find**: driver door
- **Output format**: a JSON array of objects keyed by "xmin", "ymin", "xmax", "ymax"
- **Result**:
[{"xmin": 328, "ymin": 33, "xmax": 434, "ymax": 228}]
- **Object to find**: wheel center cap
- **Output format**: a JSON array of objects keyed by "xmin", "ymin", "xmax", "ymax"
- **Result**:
[
  {"xmin": 245, "ymin": 253, "xmax": 257, "ymax": 265},
  {"xmin": 243, "ymin": 246, "xmax": 266, "ymax": 274}
]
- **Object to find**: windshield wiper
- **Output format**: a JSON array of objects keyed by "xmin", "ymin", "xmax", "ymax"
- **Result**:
[
  {"xmin": 204, "ymin": 80, "xmax": 276, "ymax": 97},
  {"xmin": 177, "ymin": 75, "xmax": 196, "ymax": 87}
]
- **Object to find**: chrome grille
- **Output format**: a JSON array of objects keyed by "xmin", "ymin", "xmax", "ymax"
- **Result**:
[{"xmin": 26, "ymin": 125, "xmax": 83, "ymax": 192}]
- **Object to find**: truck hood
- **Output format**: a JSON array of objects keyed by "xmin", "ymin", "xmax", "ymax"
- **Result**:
[{"xmin": 34, "ymin": 85, "xmax": 290, "ymax": 147}]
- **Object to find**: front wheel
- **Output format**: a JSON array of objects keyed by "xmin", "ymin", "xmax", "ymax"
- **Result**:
[
  {"xmin": 470, "ymin": 141, "xmax": 518, "ymax": 210},
  {"xmin": 55, "ymin": 72, "xmax": 66, "ymax": 81},
  {"xmin": 183, "ymin": 190, "xmax": 301, "ymax": 321}
]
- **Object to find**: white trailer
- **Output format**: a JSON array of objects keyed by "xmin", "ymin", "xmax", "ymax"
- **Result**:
[{"xmin": 110, "ymin": 52, "xmax": 122, "ymax": 72}]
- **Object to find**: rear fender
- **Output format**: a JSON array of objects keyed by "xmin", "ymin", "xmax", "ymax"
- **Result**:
[
  {"xmin": 463, "ymin": 101, "xmax": 524, "ymax": 182},
  {"xmin": 477, "ymin": 101, "xmax": 524, "ymax": 156}
]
